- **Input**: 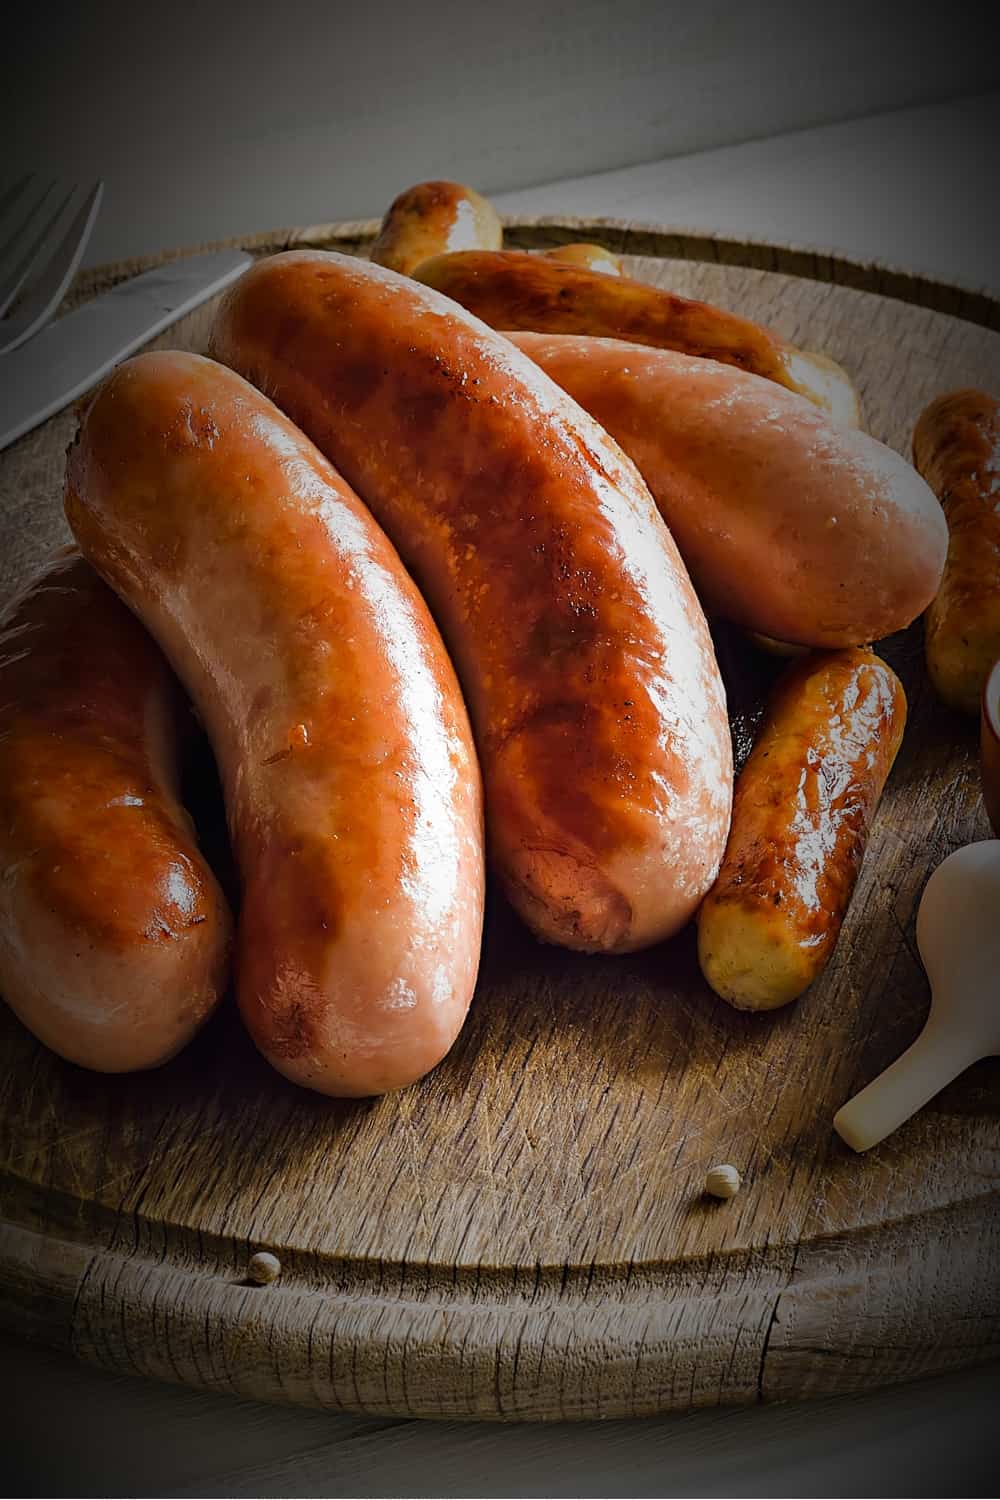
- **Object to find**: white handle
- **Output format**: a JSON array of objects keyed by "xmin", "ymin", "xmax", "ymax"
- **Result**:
[{"xmin": 833, "ymin": 1015, "xmax": 978, "ymax": 1152}]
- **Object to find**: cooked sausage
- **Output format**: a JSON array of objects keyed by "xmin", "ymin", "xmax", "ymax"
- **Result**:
[
  {"xmin": 697, "ymin": 648, "xmax": 906, "ymax": 1010},
  {"xmin": 913, "ymin": 388, "xmax": 1000, "ymax": 714},
  {"xmin": 508, "ymin": 333, "xmax": 946, "ymax": 646},
  {"xmin": 66, "ymin": 352, "xmax": 485, "ymax": 1097},
  {"xmin": 541, "ymin": 243, "xmax": 622, "ymax": 276},
  {"xmin": 209, "ymin": 250, "xmax": 733, "ymax": 953},
  {"xmin": 413, "ymin": 249, "xmax": 860, "ymax": 424},
  {"xmin": 0, "ymin": 547, "xmax": 232, "ymax": 1070},
  {"xmin": 369, "ymin": 180, "xmax": 503, "ymax": 276}
]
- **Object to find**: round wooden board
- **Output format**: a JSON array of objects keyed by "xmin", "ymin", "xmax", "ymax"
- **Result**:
[{"xmin": 1, "ymin": 218, "xmax": 999, "ymax": 1421}]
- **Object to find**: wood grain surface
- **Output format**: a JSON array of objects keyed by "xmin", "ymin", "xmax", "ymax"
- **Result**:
[{"xmin": 1, "ymin": 218, "xmax": 998, "ymax": 1420}]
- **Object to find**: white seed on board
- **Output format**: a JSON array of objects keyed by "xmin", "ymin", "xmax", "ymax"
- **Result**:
[
  {"xmin": 248, "ymin": 1251, "xmax": 282, "ymax": 1285},
  {"xmin": 705, "ymin": 1164, "xmax": 741, "ymax": 1200}
]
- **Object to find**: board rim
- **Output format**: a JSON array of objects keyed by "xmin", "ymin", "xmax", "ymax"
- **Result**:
[
  {"xmin": 73, "ymin": 213, "xmax": 1000, "ymax": 332},
  {"xmin": 4, "ymin": 1193, "xmax": 997, "ymax": 1420}
]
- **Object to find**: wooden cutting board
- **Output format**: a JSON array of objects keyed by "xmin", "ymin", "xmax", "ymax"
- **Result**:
[{"xmin": 1, "ymin": 217, "xmax": 998, "ymax": 1420}]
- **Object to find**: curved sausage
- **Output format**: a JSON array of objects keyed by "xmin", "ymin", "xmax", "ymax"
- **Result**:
[
  {"xmin": 209, "ymin": 250, "xmax": 733, "ymax": 953},
  {"xmin": 697, "ymin": 648, "xmax": 906, "ymax": 1010},
  {"xmin": 66, "ymin": 352, "xmax": 485, "ymax": 1097},
  {"xmin": 913, "ymin": 388, "xmax": 1000, "ymax": 714},
  {"xmin": 508, "ymin": 333, "xmax": 946, "ymax": 647},
  {"xmin": 370, "ymin": 180, "xmax": 503, "ymax": 276},
  {"xmin": 0, "ymin": 547, "xmax": 232, "ymax": 1071},
  {"xmin": 413, "ymin": 249, "xmax": 860, "ymax": 424}
]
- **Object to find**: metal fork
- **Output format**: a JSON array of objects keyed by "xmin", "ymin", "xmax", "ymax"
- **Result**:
[{"xmin": 0, "ymin": 176, "xmax": 103, "ymax": 357}]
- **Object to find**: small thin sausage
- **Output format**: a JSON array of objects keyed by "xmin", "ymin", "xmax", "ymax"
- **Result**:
[
  {"xmin": 697, "ymin": 649, "xmax": 906, "ymax": 1010},
  {"xmin": 913, "ymin": 388, "xmax": 1000, "ymax": 714},
  {"xmin": 0, "ymin": 548, "xmax": 232, "ymax": 1070},
  {"xmin": 66, "ymin": 352, "xmax": 485, "ymax": 1097},
  {"xmin": 541, "ymin": 243, "xmax": 622, "ymax": 276},
  {"xmin": 370, "ymin": 180, "xmax": 503, "ymax": 277},
  {"xmin": 414, "ymin": 249, "xmax": 860, "ymax": 423}
]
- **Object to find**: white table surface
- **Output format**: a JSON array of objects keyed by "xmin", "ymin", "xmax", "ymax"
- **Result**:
[
  {"xmin": 5, "ymin": 92, "xmax": 1000, "ymax": 1498},
  {"xmin": 491, "ymin": 90, "xmax": 1000, "ymax": 297}
]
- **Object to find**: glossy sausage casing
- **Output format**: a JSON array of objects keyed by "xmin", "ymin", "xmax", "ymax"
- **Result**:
[
  {"xmin": 414, "ymin": 249, "xmax": 860, "ymax": 423},
  {"xmin": 510, "ymin": 334, "xmax": 947, "ymax": 647},
  {"xmin": 0, "ymin": 548, "xmax": 232, "ymax": 1070},
  {"xmin": 913, "ymin": 388, "xmax": 1000, "ymax": 715},
  {"xmin": 210, "ymin": 250, "xmax": 733, "ymax": 953},
  {"xmin": 66, "ymin": 352, "xmax": 485, "ymax": 1097},
  {"xmin": 697, "ymin": 648, "xmax": 906, "ymax": 1010},
  {"xmin": 370, "ymin": 180, "xmax": 503, "ymax": 276}
]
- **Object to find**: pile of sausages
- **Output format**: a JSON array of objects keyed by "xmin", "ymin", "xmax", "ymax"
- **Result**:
[{"xmin": 1, "ymin": 179, "xmax": 993, "ymax": 1098}]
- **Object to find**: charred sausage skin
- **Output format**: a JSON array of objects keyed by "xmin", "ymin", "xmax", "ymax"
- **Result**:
[
  {"xmin": 210, "ymin": 250, "xmax": 733, "ymax": 953},
  {"xmin": 0, "ymin": 547, "xmax": 232, "ymax": 1071},
  {"xmin": 414, "ymin": 249, "xmax": 860, "ymax": 423},
  {"xmin": 66, "ymin": 352, "xmax": 485, "ymax": 1096},
  {"xmin": 697, "ymin": 648, "xmax": 906, "ymax": 1010}
]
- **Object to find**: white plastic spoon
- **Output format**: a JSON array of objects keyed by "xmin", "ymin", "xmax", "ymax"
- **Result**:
[{"xmin": 834, "ymin": 840, "xmax": 1000, "ymax": 1152}]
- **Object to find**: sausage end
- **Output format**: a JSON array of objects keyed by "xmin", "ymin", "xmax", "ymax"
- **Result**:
[
  {"xmin": 500, "ymin": 845, "xmax": 633, "ymax": 952},
  {"xmin": 697, "ymin": 899, "xmax": 816, "ymax": 1010}
]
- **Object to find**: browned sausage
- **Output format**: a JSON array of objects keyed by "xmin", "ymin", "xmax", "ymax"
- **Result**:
[
  {"xmin": 370, "ymin": 180, "xmax": 503, "ymax": 276},
  {"xmin": 413, "ymin": 249, "xmax": 860, "ymax": 423},
  {"xmin": 697, "ymin": 648, "xmax": 906, "ymax": 1009},
  {"xmin": 209, "ymin": 250, "xmax": 733, "ymax": 953},
  {"xmin": 507, "ymin": 333, "xmax": 946, "ymax": 646},
  {"xmin": 913, "ymin": 388, "xmax": 1000, "ymax": 714},
  {"xmin": 0, "ymin": 547, "xmax": 232, "ymax": 1070},
  {"xmin": 66, "ymin": 352, "xmax": 485, "ymax": 1097}
]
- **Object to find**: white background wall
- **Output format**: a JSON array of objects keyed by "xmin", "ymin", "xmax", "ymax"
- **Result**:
[{"xmin": 6, "ymin": 0, "xmax": 1000, "ymax": 264}]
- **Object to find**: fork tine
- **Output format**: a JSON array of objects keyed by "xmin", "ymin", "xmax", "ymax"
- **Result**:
[
  {"xmin": 0, "ymin": 176, "xmax": 40, "ymax": 232},
  {"xmin": 0, "ymin": 183, "xmax": 77, "ymax": 320},
  {"xmin": 0, "ymin": 178, "xmax": 57, "ymax": 263},
  {"xmin": 0, "ymin": 181, "xmax": 103, "ymax": 357}
]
